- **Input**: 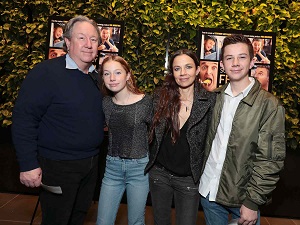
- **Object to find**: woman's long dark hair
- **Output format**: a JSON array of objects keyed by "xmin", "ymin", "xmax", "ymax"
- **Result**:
[{"xmin": 149, "ymin": 49, "xmax": 199, "ymax": 144}]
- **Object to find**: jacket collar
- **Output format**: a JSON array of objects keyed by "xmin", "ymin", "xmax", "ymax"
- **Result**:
[
  {"xmin": 215, "ymin": 78, "xmax": 262, "ymax": 107},
  {"xmin": 154, "ymin": 82, "xmax": 213, "ymax": 139}
]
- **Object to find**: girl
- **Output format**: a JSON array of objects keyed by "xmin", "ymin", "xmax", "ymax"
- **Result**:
[{"xmin": 96, "ymin": 55, "xmax": 152, "ymax": 225}]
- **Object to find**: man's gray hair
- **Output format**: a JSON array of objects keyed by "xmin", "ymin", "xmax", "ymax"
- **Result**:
[{"xmin": 63, "ymin": 15, "xmax": 100, "ymax": 49}]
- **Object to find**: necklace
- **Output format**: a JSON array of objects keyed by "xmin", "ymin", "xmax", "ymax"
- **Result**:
[
  {"xmin": 180, "ymin": 90, "xmax": 194, "ymax": 112},
  {"xmin": 181, "ymin": 100, "xmax": 192, "ymax": 112}
]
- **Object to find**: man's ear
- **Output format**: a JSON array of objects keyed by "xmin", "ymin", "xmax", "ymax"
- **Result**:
[
  {"xmin": 64, "ymin": 38, "xmax": 70, "ymax": 51},
  {"xmin": 250, "ymin": 58, "xmax": 255, "ymax": 69}
]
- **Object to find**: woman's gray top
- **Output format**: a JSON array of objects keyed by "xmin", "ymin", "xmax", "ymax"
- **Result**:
[{"xmin": 103, "ymin": 94, "xmax": 152, "ymax": 159}]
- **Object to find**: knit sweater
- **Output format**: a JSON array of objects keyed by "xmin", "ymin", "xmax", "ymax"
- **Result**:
[
  {"xmin": 103, "ymin": 94, "xmax": 152, "ymax": 159},
  {"xmin": 12, "ymin": 56, "xmax": 104, "ymax": 172}
]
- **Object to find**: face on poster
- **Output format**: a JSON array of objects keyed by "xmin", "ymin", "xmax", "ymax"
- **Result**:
[
  {"xmin": 46, "ymin": 17, "xmax": 124, "ymax": 69},
  {"xmin": 46, "ymin": 18, "xmax": 68, "ymax": 61},
  {"xmin": 96, "ymin": 23, "xmax": 124, "ymax": 68},
  {"xmin": 198, "ymin": 28, "xmax": 275, "ymax": 92},
  {"xmin": 199, "ymin": 60, "xmax": 219, "ymax": 92}
]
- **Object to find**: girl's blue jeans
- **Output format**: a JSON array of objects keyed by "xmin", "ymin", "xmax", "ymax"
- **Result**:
[{"xmin": 96, "ymin": 155, "xmax": 149, "ymax": 225}]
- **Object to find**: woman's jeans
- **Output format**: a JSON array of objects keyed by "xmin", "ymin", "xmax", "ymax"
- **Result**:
[
  {"xmin": 149, "ymin": 165, "xmax": 200, "ymax": 225},
  {"xmin": 200, "ymin": 194, "xmax": 261, "ymax": 225},
  {"xmin": 96, "ymin": 155, "xmax": 149, "ymax": 225}
]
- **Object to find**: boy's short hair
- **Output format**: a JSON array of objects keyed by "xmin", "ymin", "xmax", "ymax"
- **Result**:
[
  {"xmin": 221, "ymin": 34, "xmax": 254, "ymax": 60},
  {"xmin": 204, "ymin": 35, "xmax": 216, "ymax": 43}
]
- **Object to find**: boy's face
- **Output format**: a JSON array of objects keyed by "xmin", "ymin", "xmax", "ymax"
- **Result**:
[
  {"xmin": 221, "ymin": 43, "xmax": 254, "ymax": 82},
  {"xmin": 204, "ymin": 39, "xmax": 215, "ymax": 52},
  {"xmin": 54, "ymin": 27, "xmax": 63, "ymax": 39},
  {"xmin": 252, "ymin": 40, "xmax": 261, "ymax": 53},
  {"xmin": 255, "ymin": 67, "xmax": 269, "ymax": 87},
  {"xmin": 101, "ymin": 29, "xmax": 110, "ymax": 40}
]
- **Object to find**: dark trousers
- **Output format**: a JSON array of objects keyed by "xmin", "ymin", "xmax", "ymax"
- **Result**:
[
  {"xmin": 38, "ymin": 155, "xmax": 99, "ymax": 225},
  {"xmin": 149, "ymin": 165, "xmax": 200, "ymax": 225}
]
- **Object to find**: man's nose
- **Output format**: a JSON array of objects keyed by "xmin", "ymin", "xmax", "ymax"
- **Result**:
[
  {"xmin": 232, "ymin": 57, "xmax": 240, "ymax": 66},
  {"xmin": 85, "ymin": 38, "xmax": 92, "ymax": 48}
]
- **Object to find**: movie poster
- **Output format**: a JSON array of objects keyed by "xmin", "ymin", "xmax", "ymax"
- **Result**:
[{"xmin": 197, "ymin": 28, "xmax": 276, "ymax": 92}]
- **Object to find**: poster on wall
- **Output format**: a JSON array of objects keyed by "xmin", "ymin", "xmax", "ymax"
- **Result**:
[
  {"xmin": 46, "ymin": 16, "xmax": 124, "ymax": 69},
  {"xmin": 197, "ymin": 28, "xmax": 276, "ymax": 92}
]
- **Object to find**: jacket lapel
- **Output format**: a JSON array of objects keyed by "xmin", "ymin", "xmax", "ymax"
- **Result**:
[
  {"xmin": 154, "ymin": 119, "xmax": 166, "ymax": 147},
  {"xmin": 188, "ymin": 88, "xmax": 211, "ymax": 131}
]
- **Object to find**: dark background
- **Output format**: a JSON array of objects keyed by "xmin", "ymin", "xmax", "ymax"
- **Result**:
[{"xmin": 1, "ymin": 126, "xmax": 299, "ymax": 219}]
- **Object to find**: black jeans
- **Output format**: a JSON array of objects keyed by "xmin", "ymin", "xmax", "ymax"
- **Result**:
[
  {"xmin": 149, "ymin": 165, "xmax": 200, "ymax": 225},
  {"xmin": 39, "ymin": 155, "xmax": 98, "ymax": 225}
]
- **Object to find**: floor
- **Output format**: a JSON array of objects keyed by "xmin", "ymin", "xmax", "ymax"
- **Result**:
[{"xmin": 0, "ymin": 192, "xmax": 300, "ymax": 225}]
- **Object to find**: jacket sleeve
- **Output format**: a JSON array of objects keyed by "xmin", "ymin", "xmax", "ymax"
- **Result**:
[{"xmin": 244, "ymin": 100, "xmax": 286, "ymax": 211}]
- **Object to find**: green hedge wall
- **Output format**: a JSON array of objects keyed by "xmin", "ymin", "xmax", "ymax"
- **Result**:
[{"xmin": 0, "ymin": 0, "xmax": 299, "ymax": 149}]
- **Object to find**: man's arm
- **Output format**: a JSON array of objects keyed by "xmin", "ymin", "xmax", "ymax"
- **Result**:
[
  {"xmin": 12, "ymin": 63, "xmax": 53, "ymax": 186},
  {"xmin": 106, "ymin": 39, "xmax": 118, "ymax": 52}
]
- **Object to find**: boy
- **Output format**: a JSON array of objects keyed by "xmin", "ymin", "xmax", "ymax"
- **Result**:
[
  {"xmin": 204, "ymin": 35, "xmax": 216, "ymax": 56},
  {"xmin": 199, "ymin": 34, "xmax": 285, "ymax": 225}
]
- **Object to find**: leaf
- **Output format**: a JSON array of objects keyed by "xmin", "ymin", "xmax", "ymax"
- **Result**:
[{"xmin": 3, "ymin": 24, "xmax": 10, "ymax": 30}]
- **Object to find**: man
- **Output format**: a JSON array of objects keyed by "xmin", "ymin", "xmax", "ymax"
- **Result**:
[
  {"xmin": 254, "ymin": 65, "xmax": 270, "ymax": 91},
  {"xmin": 52, "ymin": 24, "xmax": 64, "ymax": 47},
  {"xmin": 199, "ymin": 60, "xmax": 218, "ymax": 91},
  {"xmin": 12, "ymin": 16, "xmax": 104, "ymax": 225},
  {"xmin": 199, "ymin": 34, "xmax": 285, "ymax": 225}
]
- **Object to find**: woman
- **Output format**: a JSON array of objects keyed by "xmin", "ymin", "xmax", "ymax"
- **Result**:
[
  {"xmin": 145, "ymin": 49, "xmax": 216, "ymax": 225},
  {"xmin": 96, "ymin": 56, "xmax": 152, "ymax": 225}
]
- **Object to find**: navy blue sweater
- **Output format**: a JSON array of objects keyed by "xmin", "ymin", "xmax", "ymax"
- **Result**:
[{"xmin": 12, "ymin": 56, "xmax": 104, "ymax": 172}]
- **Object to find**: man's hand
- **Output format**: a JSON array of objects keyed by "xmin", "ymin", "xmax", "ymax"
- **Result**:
[
  {"xmin": 20, "ymin": 168, "xmax": 42, "ymax": 188},
  {"xmin": 238, "ymin": 205, "xmax": 258, "ymax": 225}
]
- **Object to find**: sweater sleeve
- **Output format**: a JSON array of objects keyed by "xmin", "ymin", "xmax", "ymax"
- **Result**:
[
  {"xmin": 144, "ymin": 94, "xmax": 154, "ymax": 126},
  {"xmin": 12, "ymin": 63, "xmax": 54, "ymax": 172}
]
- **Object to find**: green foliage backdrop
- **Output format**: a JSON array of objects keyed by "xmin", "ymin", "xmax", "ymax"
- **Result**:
[{"xmin": 0, "ymin": 0, "xmax": 299, "ymax": 149}]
